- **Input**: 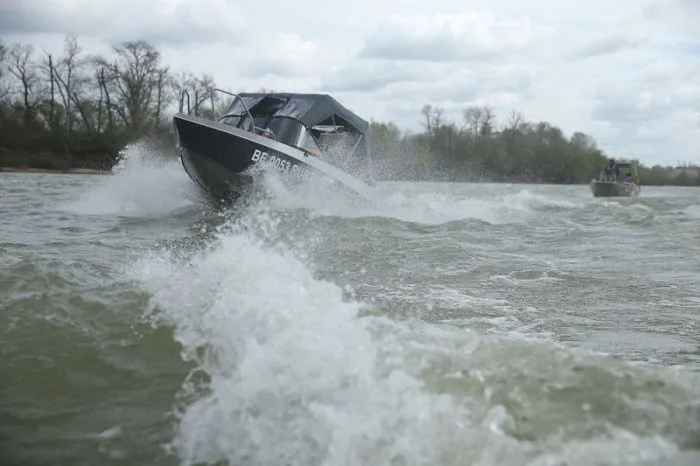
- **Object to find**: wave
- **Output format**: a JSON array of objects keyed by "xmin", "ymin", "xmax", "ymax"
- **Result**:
[{"xmin": 127, "ymin": 202, "xmax": 700, "ymax": 466}]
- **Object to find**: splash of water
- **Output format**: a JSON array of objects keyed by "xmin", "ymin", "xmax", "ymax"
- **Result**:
[
  {"xmin": 128, "ymin": 201, "xmax": 700, "ymax": 466},
  {"xmin": 60, "ymin": 140, "xmax": 203, "ymax": 217},
  {"xmin": 261, "ymin": 178, "xmax": 591, "ymax": 226},
  {"xmin": 129, "ymin": 206, "xmax": 460, "ymax": 465}
]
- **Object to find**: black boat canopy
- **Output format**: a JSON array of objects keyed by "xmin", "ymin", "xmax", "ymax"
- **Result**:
[{"xmin": 219, "ymin": 92, "xmax": 370, "ymax": 137}]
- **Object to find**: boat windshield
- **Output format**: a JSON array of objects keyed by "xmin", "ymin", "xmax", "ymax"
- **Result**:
[
  {"xmin": 219, "ymin": 114, "xmax": 305, "ymax": 146},
  {"xmin": 297, "ymin": 128, "xmax": 322, "ymax": 156},
  {"xmin": 220, "ymin": 113, "xmax": 325, "ymax": 156}
]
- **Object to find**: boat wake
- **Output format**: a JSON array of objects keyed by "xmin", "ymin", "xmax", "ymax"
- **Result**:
[
  {"xmin": 126, "ymin": 198, "xmax": 700, "ymax": 466},
  {"xmin": 259, "ymin": 176, "xmax": 593, "ymax": 226},
  {"xmin": 56, "ymin": 139, "xmax": 612, "ymax": 229}
]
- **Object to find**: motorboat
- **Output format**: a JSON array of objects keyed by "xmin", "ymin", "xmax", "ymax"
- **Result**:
[
  {"xmin": 590, "ymin": 159, "xmax": 641, "ymax": 197},
  {"xmin": 173, "ymin": 90, "xmax": 377, "ymax": 202}
]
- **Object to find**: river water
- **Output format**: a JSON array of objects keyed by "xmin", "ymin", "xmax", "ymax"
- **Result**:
[{"xmin": 1, "ymin": 148, "xmax": 699, "ymax": 466}]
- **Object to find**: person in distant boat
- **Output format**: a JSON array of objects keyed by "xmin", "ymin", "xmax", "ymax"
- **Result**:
[
  {"xmin": 603, "ymin": 159, "xmax": 620, "ymax": 181},
  {"xmin": 624, "ymin": 172, "xmax": 633, "ymax": 183},
  {"xmin": 261, "ymin": 128, "xmax": 274, "ymax": 139}
]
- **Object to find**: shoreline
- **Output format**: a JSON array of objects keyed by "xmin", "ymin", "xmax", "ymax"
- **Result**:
[
  {"xmin": 0, "ymin": 166, "xmax": 693, "ymax": 187},
  {"xmin": 0, "ymin": 166, "xmax": 112, "ymax": 175}
]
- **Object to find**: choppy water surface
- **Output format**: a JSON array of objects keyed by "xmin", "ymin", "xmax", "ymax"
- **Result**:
[{"xmin": 1, "ymin": 150, "xmax": 699, "ymax": 466}]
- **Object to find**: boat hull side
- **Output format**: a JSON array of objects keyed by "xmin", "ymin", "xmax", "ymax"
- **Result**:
[
  {"xmin": 174, "ymin": 114, "xmax": 316, "ymax": 200},
  {"xmin": 179, "ymin": 146, "xmax": 254, "ymax": 200},
  {"xmin": 590, "ymin": 181, "xmax": 640, "ymax": 197}
]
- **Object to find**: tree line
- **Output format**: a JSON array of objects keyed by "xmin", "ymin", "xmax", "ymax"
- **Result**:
[
  {"xmin": 369, "ymin": 107, "xmax": 699, "ymax": 186},
  {"xmin": 0, "ymin": 35, "xmax": 696, "ymax": 185},
  {"xmin": 0, "ymin": 35, "xmax": 224, "ymax": 170}
]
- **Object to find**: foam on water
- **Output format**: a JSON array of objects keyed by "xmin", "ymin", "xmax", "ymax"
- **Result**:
[
  {"xmin": 261, "ymin": 176, "xmax": 592, "ymax": 226},
  {"xmin": 682, "ymin": 204, "xmax": 700, "ymax": 219},
  {"xmin": 131, "ymin": 209, "xmax": 450, "ymax": 464},
  {"xmin": 55, "ymin": 139, "xmax": 597, "ymax": 228},
  {"xmin": 128, "ymin": 197, "xmax": 700, "ymax": 465},
  {"xmin": 61, "ymin": 144, "xmax": 698, "ymax": 464},
  {"xmin": 59, "ymin": 141, "xmax": 202, "ymax": 217}
]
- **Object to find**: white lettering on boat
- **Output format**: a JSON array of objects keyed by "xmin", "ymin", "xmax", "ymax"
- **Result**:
[{"xmin": 251, "ymin": 149, "xmax": 310, "ymax": 178}]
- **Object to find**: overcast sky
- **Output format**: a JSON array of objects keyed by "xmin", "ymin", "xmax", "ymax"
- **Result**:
[{"xmin": 1, "ymin": 0, "xmax": 698, "ymax": 166}]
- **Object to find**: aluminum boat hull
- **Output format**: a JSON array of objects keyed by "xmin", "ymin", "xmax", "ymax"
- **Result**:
[
  {"xmin": 173, "ymin": 113, "xmax": 375, "ymax": 202},
  {"xmin": 590, "ymin": 180, "xmax": 640, "ymax": 197}
]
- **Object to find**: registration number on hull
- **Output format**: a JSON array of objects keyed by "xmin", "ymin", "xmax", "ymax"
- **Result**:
[{"xmin": 251, "ymin": 149, "xmax": 310, "ymax": 178}]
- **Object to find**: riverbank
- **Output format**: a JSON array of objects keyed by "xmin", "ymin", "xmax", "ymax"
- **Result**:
[{"xmin": 0, "ymin": 166, "xmax": 112, "ymax": 175}]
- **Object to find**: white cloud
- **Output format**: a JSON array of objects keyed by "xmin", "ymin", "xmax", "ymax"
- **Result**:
[
  {"xmin": 359, "ymin": 11, "xmax": 540, "ymax": 62},
  {"xmin": 589, "ymin": 56, "xmax": 700, "ymax": 166},
  {"xmin": 573, "ymin": 33, "xmax": 647, "ymax": 59},
  {"xmin": 0, "ymin": 0, "xmax": 246, "ymax": 44},
  {"xmin": 2, "ymin": 0, "xmax": 698, "ymax": 166}
]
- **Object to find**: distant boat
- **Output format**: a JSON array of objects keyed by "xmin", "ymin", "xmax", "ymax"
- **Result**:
[
  {"xmin": 590, "ymin": 159, "xmax": 641, "ymax": 197},
  {"xmin": 173, "ymin": 90, "xmax": 376, "ymax": 203}
]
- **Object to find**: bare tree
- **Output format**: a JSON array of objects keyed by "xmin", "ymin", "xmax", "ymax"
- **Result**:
[
  {"xmin": 430, "ymin": 106, "xmax": 444, "ymax": 132},
  {"xmin": 98, "ymin": 40, "xmax": 166, "ymax": 131},
  {"xmin": 420, "ymin": 104, "xmax": 432, "ymax": 136},
  {"xmin": 461, "ymin": 105, "xmax": 497, "ymax": 142},
  {"xmin": 479, "ymin": 105, "xmax": 495, "ymax": 137},
  {"xmin": 53, "ymin": 35, "xmax": 87, "ymax": 132},
  {"xmin": 96, "ymin": 65, "xmax": 115, "ymax": 131},
  {"xmin": 172, "ymin": 71, "xmax": 215, "ymax": 116},
  {"xmin": 0, "ymin": 40, "xmax": 9, "ymax": 121},
  {"xmin": 38, "ymin": 35, "xmax": 96, "ymax": 133},
  {"xmin": 7, "ymin": 42, "xmax": 42, "ymax": 125},
  {"xmin": 153, "ymin": 67, "xmax": 170, "ymax": 123},
  {"xmin": 505, "ymin": 110, "xmax": 523, "ymax": 132},
  {"xmin": 0, "ymin": 40, "xmax": 9, "ymax": 99},
  {"xmin": 172, "ymin": 71, "xmax": 193, "ymax": 113},
  {"xmin": 46, "ymin": 53, "xmax": 56, "ymax": 129},
  {"xmin": 95, "ymin": 65, "xmax": 104, "ymax": 133},
  {"xmin": 462, "ymin": 106, "xmax": 483, "ymax": 143}
]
